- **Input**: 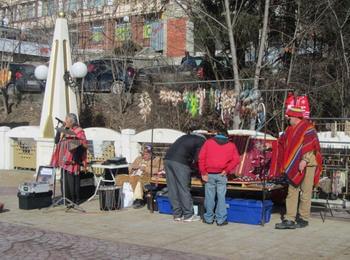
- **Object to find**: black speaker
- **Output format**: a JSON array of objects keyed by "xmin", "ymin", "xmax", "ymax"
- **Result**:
[
  {"xmin": 99, "ymin": 186, "xmax": 121, "ymax": 211},
  {"xmin": 79, "ymin": 172, "xmax": 95, "ymax": 200}
]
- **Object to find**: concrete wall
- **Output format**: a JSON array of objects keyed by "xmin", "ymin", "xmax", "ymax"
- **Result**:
[
  {"xmin": 318, "ymin": 131, "xmax": 350, "ymax": 149},
  {"xmin": 0, "ymin": 127, "xmax": 10, "ymax": 169},
  {"xmin": 6, "ymin": 126, "xmax": 40, "ymax": 170}
]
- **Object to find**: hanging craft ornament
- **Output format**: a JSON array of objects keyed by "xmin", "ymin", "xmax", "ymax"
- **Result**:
[
  {"xmin": 196, "ymin": 87, "xmax": 206, "ymax": 116},
  {"xmin": 183, "ymin": 90, "xmax": 191, "ymax": 112},
  {"xmin": 159, "ymin": 89, "xmax": 169, "ymax": 103},
  {"xmin": 138, "ymin": 91, "xmax": 152, "ymax": 122},
  {"xmin": 159, "ymin": 89, "xmax": 182, "ymax": 106},
  {"xmin": 239, "ymin": 88, "xmax": 261, "ymax": 118},
  {"xmin": 220, "ymin": 89, "xmax": 238, "ymax": 123},
  {"xmin": 215, "ymin": 89, "xmax": 221, "ymax": 111},
  {"xmin": 171, "ymin": 91, "xmax": 182, "ymax": 106},
  {"xmin": 209, "ymin": 88, "xmax": 215, "ymax": 110},
  {"xmin": 189, "ymin": 93, "xmax": 199, "ymax": 117}
]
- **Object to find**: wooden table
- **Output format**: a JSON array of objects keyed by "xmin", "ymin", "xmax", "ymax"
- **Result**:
[{"xmin": 150, "ymin": 177, "xmax": 283, "ymax": 191}]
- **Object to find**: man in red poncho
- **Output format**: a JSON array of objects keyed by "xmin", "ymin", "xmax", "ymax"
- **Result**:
[
  {"xmin": 51, "ymin": 113, "xmax": 88, "ymax": 205},
  {"xmin": 275, "ymin": 107, "xmax": 322, "ymax": 229}
]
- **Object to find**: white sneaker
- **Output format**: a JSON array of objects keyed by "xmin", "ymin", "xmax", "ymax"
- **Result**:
[
  {"xmin": 183, "ymin": 215, "xmax": 201, "ymax": 222},
  {"xmin": 174, "ymin": 216, "xmax": 184, "ymax": 222}
]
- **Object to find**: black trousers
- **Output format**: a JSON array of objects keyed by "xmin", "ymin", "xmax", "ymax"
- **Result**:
[{"xmin": 61, "ymin": 169, "xmax": 80, "ymax": 204}]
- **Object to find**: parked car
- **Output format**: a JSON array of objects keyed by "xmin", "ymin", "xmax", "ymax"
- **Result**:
[
  {"xmin": 8, "ymin": 63, "xmax": 45, "ymax": 93},
  {"xmin": 136, "ymin": 62, "xmax": 201, "ymax": 84},
  {"xmin": 196, "ymin": 56, "xmax": 233, "ymax": 80},
  {"xmin": 83, "ymin": 59, "xmax": 135, "ymax": 93}
]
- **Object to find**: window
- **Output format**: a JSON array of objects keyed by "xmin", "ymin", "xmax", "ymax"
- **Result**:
[
  {"xmin": 17, "ymin": 5, "xmax": 26, "ymax": 20},
  {"xmin": 42, "ymin": 1, "xmax": 48, "ymax": 16},
  {"xmin": 91, "ymin": 22, "xmax": 104, "ymax": 44},
  {"xmin": 41, "ymin": 0, "xmax": 58, "ymax": 16},
  {"xmin": 27, "ymin": 3, "xmax": 36, "ymax": 19},
  {"xmin": 16, "ymin": 6, "xmax": 23, "ymax": 21},
  {"xmin": 68, "ymin": 0, "xmax": 79, "ymax": 11},
  {"xmin": 95, "ymin": 0, "xmax": 105, "ymax": 7},
  {"xmin": 86, "ymin": 0, "xmax": 105, "ymax": 9},
  {"xmin": 37, "ymin": 1, "xmax": 43, "ymax": 17},
  {"xmin": 115, "ymin": 22, "xmax": 131, "ymax": 41},
  {"xmin": 143, "ymin": 22, "xmax": 151, "ymax": 39},
  {"xmin": 48, "ymin": 0, "xmax": 57, "ymax": 16}
]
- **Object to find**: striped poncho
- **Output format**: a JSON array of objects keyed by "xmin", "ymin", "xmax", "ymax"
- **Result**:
[
  {"xmin": 278, "ymin": 119, "xmax": 323, "ymax": 187},
  {"xmin": 50, "ymin": 126, "xmax": 87, "ymax": 174}
]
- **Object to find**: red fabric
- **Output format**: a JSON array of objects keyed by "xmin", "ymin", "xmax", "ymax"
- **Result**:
[
  {"xmin": 269, "ymin": 140, "xmax": 280, "ymax": 177},
  {"xmin": 278, "ymin": 119, "xmax": 322, "ymax": 186},
  {"xmin": 50, "ymin": 126, "xmax": 87, "ymax": 174},
  {"xmin": 198, "ymin": 138, "xmax": 240, "ymax": 175},
  {"xmin": 229, "ymin": 135, "xmax": 279, "ymax": 178}
]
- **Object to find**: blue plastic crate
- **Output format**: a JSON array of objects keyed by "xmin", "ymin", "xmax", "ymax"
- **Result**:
[
  {"xmin": 156, "ymin": 196, "xmax": 173, "ymax": 215},
  {"xmin": 226, "ymin": 198, "xmax": 273, "ymax": 225}
]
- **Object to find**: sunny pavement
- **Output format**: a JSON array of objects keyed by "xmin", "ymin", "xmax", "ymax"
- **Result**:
[{"xmin": 0, "ymin": 170, "xmax": 350, "ymax": 260}]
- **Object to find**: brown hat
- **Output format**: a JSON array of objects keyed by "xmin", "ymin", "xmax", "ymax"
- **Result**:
[{"xmin": 286, "ymin": 106, "xmax": 304, "ymax": 118}]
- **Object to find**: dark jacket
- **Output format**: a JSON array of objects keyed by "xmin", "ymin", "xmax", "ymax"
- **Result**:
[{"xmin": 165, "ymin": 134, "xmax": 206, "ymax": 166}]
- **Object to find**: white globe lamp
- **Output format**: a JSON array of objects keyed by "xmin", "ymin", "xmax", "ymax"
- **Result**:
[
  {"xmin": 70, "ymin": 62, "xmax": 87, "ymax": 79},
  {"xmin": 34, "ymin": 65, "xmax": 49, "ymax": 80},
  {"xmin": 123, "ymin": 16, "xmax": 129, "ymax": 23}
]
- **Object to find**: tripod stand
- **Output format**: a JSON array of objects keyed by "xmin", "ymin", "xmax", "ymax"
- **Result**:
[{"xmin": 50, "ymin": 168, "xmax": 85, "ymax": 212}]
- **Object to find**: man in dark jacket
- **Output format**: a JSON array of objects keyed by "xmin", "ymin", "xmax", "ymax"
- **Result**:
[
  {"xmin": 165, "ymin": 131, "xmax": 206, "ymax": 222},
  {"xmin": 198, "ymin": 130, "xmax": 240, "ymax": 226}
]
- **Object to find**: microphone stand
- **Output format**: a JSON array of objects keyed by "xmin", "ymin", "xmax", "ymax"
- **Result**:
[{"xmin": 52, "ymin": 119, "xmax": 61, "ymax": 200}]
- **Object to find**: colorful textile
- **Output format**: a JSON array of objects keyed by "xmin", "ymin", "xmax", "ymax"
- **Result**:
[
  {"xmin": 51, "ymin": 126, "xmax": 87, "ymax": 174},
  {"xmin": 278, "ymin": 119, "xmax": 322, "ymax": 186}
]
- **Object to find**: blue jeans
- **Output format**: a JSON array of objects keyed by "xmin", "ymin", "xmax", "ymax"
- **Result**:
[{"xmin": 204, "ymin": 174, "xmax": 227, "ymax": 224}]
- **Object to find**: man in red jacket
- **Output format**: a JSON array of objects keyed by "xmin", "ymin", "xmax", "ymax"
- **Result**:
[{"xmin": 198, "ymin": 130, "xmax": 240, "ymax": 226}]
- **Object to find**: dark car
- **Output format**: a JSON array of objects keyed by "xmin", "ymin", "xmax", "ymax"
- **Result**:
[
  {"xmin": 8, "ymin": 63, "xmax": 45, "ymax": 93},
  {"xmin": 83, "ymin": 59, "xmax": 135, "ymax": 93},
  {"xmin": 196, "ymin": 56, "xmax": 233, "ymax": 80},
  {"xmin": 136, "ymin": 61, "xmax": 202, "ymax": 84}
]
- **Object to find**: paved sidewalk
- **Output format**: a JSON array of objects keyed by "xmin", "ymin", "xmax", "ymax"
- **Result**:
[
  {"xmin": 0, "ymin": 221, "xmax": 218, "ymax": 260},
  {"xmin": 1, "ymin": 170, "xmax": 350, "ymax": 260}
]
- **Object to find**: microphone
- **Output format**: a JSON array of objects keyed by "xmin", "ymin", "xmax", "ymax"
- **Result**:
[{"xmin": 55, "ymin": 117, "xmax": 64, "ymax": 124}]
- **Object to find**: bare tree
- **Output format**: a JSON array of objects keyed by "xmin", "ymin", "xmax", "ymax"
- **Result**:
[
  {"xmin": 249, "ymin": 0, "xmax": 270, "ymax": 129},
  {"xmin": 327, "ymin": 0, "xmax": 350, "ymax": 79},
  {"xmin": 224, "ymin": 0, "xmax": 242, "ymax": 129},
  {"xmin": 0, "ymin": 58, "xmax": 11, "ymax": 114},
  {"xmin": 0, "ymin": 1, "xmax": 19, "ymax": 114}
]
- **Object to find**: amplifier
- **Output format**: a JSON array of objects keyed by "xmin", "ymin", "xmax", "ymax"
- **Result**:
[{"xmin": 18, "ymin": 181, "xmax": 50, "ymax": 194}]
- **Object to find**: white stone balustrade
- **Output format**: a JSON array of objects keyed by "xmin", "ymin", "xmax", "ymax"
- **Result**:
[{"xmin": 0, "ymin": 126, "xmax": 185, "ymax": 171}]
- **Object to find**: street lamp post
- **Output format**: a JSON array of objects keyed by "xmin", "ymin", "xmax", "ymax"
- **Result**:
[
  {"xmin": 36, "ymin": 62, "xmax": 87, "ymax": 114},
  {"xmin": 63, "ymin": 61, "xmax": 87, "ymax": 114}
]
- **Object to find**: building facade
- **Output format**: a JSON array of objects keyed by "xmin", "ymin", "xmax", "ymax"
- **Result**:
[{"xmin": 0, "ymin": 0, "xmax": 194, "ymax": 61}]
